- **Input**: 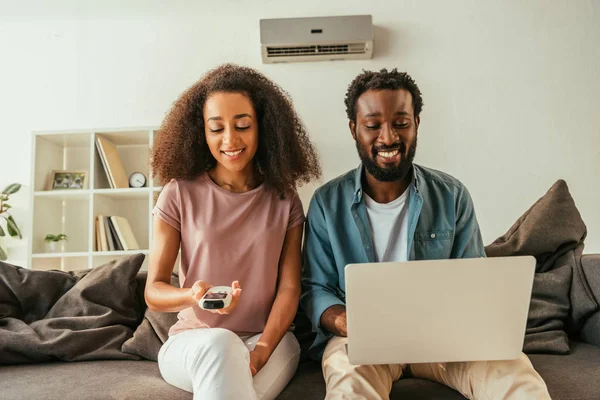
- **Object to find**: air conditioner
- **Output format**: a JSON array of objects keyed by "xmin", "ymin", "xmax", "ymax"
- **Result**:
[{"xmin": 260, "ymin": 15, "xmax": 373, "ymax": 64}]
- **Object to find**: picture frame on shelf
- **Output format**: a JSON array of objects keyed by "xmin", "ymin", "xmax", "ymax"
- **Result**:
[{"xmin": 49, "ymin": 170, "xmax": 87, "ymax": 190}]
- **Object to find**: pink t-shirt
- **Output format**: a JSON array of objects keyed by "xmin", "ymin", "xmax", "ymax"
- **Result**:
[{"xmin": 152, "ymin": 173, "xmax": 305, "ymax": 336}]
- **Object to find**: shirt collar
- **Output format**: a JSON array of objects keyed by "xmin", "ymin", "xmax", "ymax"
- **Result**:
[{"xmin": 352, "ymin": 163, "xmax": 419, "ymax": 204}]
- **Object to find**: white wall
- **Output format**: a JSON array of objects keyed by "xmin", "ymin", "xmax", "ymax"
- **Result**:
[{"xmin": 1, "ymin": 0, "xmax": 599, "ymax": 264}]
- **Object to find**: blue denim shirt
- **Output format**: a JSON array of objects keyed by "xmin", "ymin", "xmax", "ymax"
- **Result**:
[{"xmin": 300, "ymin": 163, "xmax": 486, "ymax": 360}]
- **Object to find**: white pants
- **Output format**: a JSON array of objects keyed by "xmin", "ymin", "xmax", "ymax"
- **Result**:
[{"xmin": 158, "ymin": 328, "xmax": 301, "ymax": 400}]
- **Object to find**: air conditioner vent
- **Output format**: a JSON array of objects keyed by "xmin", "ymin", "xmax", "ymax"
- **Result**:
[{"xmin": 266, "ymin": 43, "xmax": 367, "ymax": 58}]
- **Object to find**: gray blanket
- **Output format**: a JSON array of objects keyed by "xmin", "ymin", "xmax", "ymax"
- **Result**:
[
  {"xmin": 486, "ymin": 180, "xmax": 598, "ymax": 353},
  {"xmin": 0, "ymin": 254, "xmax": 145, "ymax": 365}
]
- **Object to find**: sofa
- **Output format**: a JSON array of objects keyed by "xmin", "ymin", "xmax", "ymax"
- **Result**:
[
  {"xmin": 0, "ymin": 255, "xmax": 599, "ymax": 400},
  {"xmin": 1, "ymin": 180, "xmax": 600, "ymax": 400}
]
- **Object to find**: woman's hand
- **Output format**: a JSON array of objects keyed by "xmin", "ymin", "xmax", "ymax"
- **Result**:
[
  {"xmin": 190, "ymin": 280, "xmax": 212, "ymax": 305},
  {"xmin": 205, "ymin": 281, "xmax": 242, "ymax": 315},
  {"xmin": 249, "ymin": 343, "xmax": 270, "ymax": 376}
]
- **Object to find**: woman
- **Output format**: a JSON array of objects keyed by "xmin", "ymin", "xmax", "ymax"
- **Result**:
[{"xmin": 146, "ymin": 64, "xmax": 321, "ymax": 400}]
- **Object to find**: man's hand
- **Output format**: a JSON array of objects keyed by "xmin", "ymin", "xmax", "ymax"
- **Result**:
[
  {"xmin": 320, "ymin": 304, "xmax": 347, "ymax": 337},
  {"xmin": 205, "ymin": 281, "xmax": 242, "ymax": 315}
]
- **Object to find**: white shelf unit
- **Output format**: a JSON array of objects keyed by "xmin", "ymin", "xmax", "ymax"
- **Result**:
[{"xmin": 28, "ymin": 127, "xmax": 164, "ymax": 271}]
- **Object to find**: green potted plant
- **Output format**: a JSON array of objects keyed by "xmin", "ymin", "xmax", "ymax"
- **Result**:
[
  {"xmin": 0, "ymin": 183, "xmax": 22, "ymax": 261},
  {"xmin": 44, "ymin": 233, "xmax": 68, "ymax": 253}
]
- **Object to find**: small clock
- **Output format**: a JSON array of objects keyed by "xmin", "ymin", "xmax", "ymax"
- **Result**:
[{"xmin": 129, "ymin": 172, "xmax": 147, "ymax": 188}]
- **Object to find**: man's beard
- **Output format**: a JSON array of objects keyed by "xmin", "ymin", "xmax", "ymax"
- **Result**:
[{"xmin": 357, "ymin": 137, "xmax": 417, "ymax": 182}]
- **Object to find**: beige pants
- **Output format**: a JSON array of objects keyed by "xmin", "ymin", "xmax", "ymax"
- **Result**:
[{"xmin": 322, "ymin": 337, "xmax": 551, "ymax": 400}]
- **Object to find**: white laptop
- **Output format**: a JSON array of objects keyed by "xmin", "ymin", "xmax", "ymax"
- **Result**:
[{"xmin": 345, "ymin": 256, "xmax": 535, "ymax": 365}]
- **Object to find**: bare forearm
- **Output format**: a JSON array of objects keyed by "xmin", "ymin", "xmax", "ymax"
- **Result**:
[
  {"xmin": 258, "ymin": 287, "xmax": 300, "ymax": 355},
  {"xmin": 145, "ymin": 281, "xmax": 194, "ymax": 312},
  {"xmin": 321, "ymin": 304, "xmax": 347, "ymax": 337}
]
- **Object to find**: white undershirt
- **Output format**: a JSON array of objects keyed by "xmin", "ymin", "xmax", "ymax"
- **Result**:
[{"xmin": 364, "ymin": 189, "xmax": 410, "ymax": 262}]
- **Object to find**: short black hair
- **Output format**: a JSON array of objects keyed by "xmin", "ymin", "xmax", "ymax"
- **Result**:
[{"xmin": 344, "ymin": 68, "xmax": 424, "ymax": 122}]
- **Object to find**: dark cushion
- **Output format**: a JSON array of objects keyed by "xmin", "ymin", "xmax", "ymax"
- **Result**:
[
  {"xmin": 581, "ymin": 312, "xmax": 600, "ymax": 348},
  {"xmin": 524, "ymin": 265, "xmax": 572, "ymax": 354},
  {"xmin": 485, "ymin": 180, "xmax": 586, "ymax": 271},
  {"xmin": 0, "ymin": 261, "xmax": 78, "ymax": 322},
  {"xmin": 530, "ymin": 341, "xmax": 600, "ymax": 400},
  {"xmin": 0, "ymin": 254, "xmax": 145, "ymax": 365},
  {"xmin": 122, "ymin": 273, "xmax": 179, "ymax": 361},
  {"xmin": 582, "ymin": 255, "xmax": 600, "ymax": 301},
  {"xmin": 580, "ymin": 254, "xmax": 600, "ymax": 346},
  {"xmin": 0, "ymin": 360, "xmax": 191, "ymax": 400},
  {"xmin": 485, "ymin": 180, "xmax": 596, "ymax": 353}
]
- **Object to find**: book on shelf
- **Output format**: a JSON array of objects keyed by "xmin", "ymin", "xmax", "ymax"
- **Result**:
[
  {"xmin": 96, "ymin": 136, "xmax": 129, "ymax": 188},
  {"xmin": 96, "ymin": 215, "xmax": 109, "ymax": 251},
  {"xmin": 95, "ymin": 215, "xmax": 138, "ymax": 252},
  {"xmin": 96, "ymin": 144, "xmax": 114, "ymax": 189},
  {"xmin": 107, "ymin": 217, "xmax": 124, "ymax": 251},
  {"xmin": 110, "ymin": 216, "xmax": 140, "ymax": 251},
  {"xmin": 103, "ymin": 216, "xmax": 115, "ymax": 252},
  {"xmin": 95, "ymin": 217, "xmax": 101, "ymax": 251}
]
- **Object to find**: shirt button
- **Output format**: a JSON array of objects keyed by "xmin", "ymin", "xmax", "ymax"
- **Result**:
[{"xmin": 430, "ymin": 233, "xmax": 436, "ymax": 239}]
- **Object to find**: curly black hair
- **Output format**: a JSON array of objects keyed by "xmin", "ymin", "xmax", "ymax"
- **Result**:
[
  {"xmin": 344, "ymin": 68, "xmax": 424, "ymax": 122},
  {"xmin": 151, "ymin": 64, "xmax": 321, "ymax": 195}
]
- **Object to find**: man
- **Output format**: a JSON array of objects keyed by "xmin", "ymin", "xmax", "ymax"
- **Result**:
[{"xmin": 300, "ymin": 69, "xmax": 550, "ymax": 399}]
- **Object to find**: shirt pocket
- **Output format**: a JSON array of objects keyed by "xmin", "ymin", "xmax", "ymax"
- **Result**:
[{"xmin": 414, "ymin": 229, "xmax": 454, "ymax": 260}]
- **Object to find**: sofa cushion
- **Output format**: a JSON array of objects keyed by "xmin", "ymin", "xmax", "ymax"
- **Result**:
[
  {"xmin": 484, "ymin": 180, "xmax": 586, "ymax": 273},
  {"xmin": 0, "ymin": 260, "xmax": 77, "ymax": 322},
  {"xmin": 581, "ymin": 255, "xmax": 600, "ymax": 301},
  {"xmin": 0, "ymin": 254, "xmax": 145, "ymax": 364},
  {"xmin": 524, "ymin": 264, "xmax": 572, "ymax": 354},
  {"xmin": 0, "ymin": 359, "xmax": 461, "ymax": 400},
  {"xmin": 122, "ymin": 273, "xmax": 179, "ymax": 361},
  {"xmin": 2, "ymin": 343, "xmax": 599, "ymax": 400},
  {"xmin": 485, "ymin": 180, "xmax": 597, "ymax": 353},
  {"xmin": 580, "ymin": 254, "xmax": 600, "ymax": 346},
  {"xmin": 581, "ymin": 313, "xmax": 600, "ymax": 348},
  {"xmin": 0, "ymin": 360, "xmax": 191, "ymax": 400},
  {"xmin": 530, "ymin": 341, "xmax": 600, "ymax": 400}
]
